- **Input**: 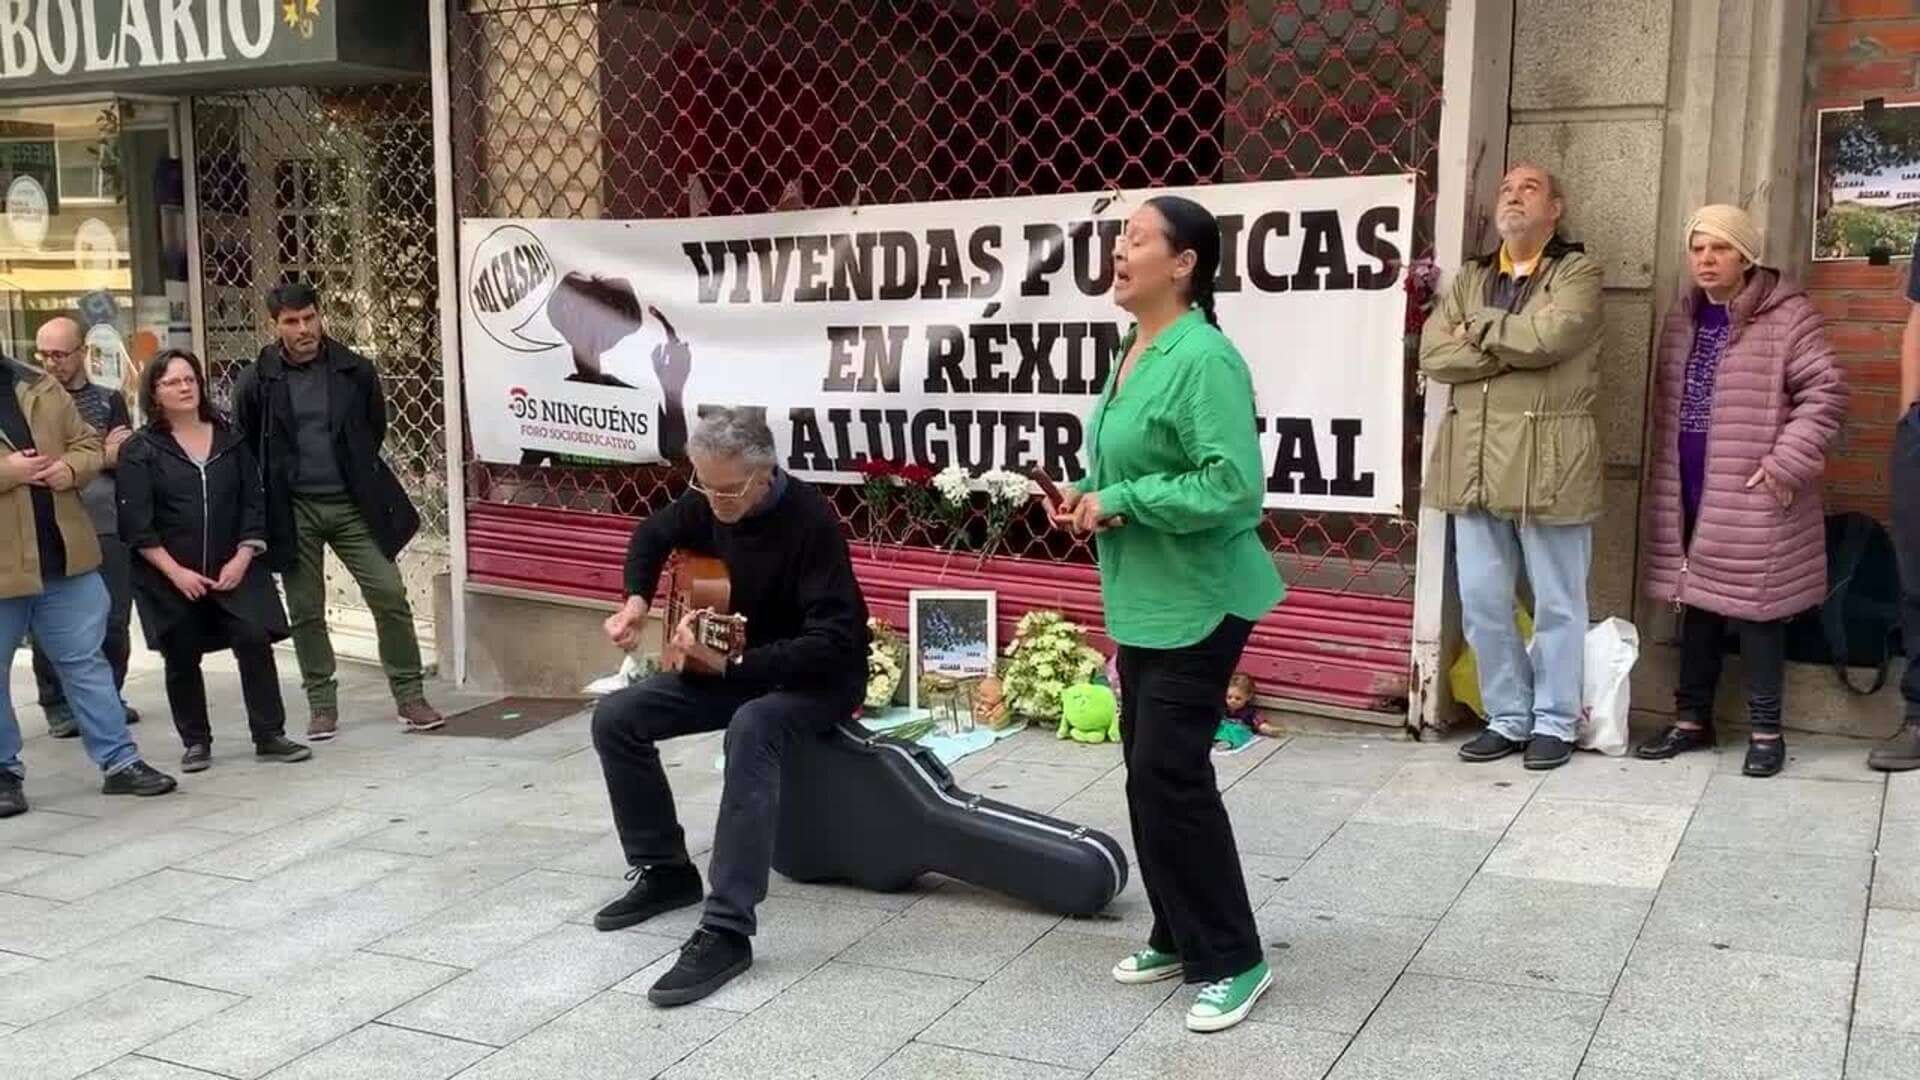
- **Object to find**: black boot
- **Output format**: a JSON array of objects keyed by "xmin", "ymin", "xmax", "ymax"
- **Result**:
[
  {"xmin": 1458, "ymin": 729, "xmax": 1526, "ymax": 763},
  {"xmin": 593, "ymin": 862, "xmax": 703, "ymax": 932},
  {"xmin": 0, "ymin": 773, "xmax": 26, "ymax": 818},
  {"xmin": 1635, "ymin": 723, "xmax": 1716, "ymax": 760},
  {"xmin": 648, "ymin": 926, "xmax": 752, "ymax": 1007},
  {"xmin": 1870, "ymin": 724, "xmax": 1920, "ymax": 773},
  {"xmin": 1743, "ymin": 734, "xmax": 1786, "ymax": 778}
]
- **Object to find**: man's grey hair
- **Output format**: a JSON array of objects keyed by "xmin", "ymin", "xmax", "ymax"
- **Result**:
[{"xmin": 688, "ymin": 406, "xmax": 778, "ymax": 468}]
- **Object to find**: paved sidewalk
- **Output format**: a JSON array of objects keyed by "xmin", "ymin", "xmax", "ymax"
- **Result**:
[{"xmin": 2, "ymin": 649, "xmax": 1917, "ymax": 1080}]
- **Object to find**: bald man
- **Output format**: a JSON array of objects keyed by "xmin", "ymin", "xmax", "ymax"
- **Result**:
[{"xmin": 29, "ymin": 317, "xmax": 138, "ymax": 737}]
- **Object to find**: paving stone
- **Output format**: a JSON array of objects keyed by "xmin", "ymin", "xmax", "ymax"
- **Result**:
[
  {"xmin": 1243, "ymin": 904, "xmax": 1433, "ymax": 1034},
  {"xmin": 1585, "ymin": 941, "xmax": 1854, "ymax": 1079},
  {"xmin": 1683, "ymin": 774, "xmax": 1882, "ymax": 858},
  {"xmin": 866, "ymin": 1044, "xmax": 1085, "ymax": 1080},
  {"xmin": 1536, "ymin": 754, "xmax": 1714, "ymax": 806},
  {"xmin": 385, "ymin": 923, "xmax": 678, "ymax": 1046},
  {"xmin": 841, "ymin": 881, "xmax": 1061, "ymax": 980},
  {"xmin": 1642, "ymin": 846, "xmax": 1870, "ymax": 963},
  {"xmin": 1847, "ymin": 1027, "xmax": 1920, "ymax": 1080},
  {"xmin": 142, "ymin": 951, "xmax": 460, "ymax": 1079},
  {"xmin": 665, "ymin": 961, "xmax": 971, "ymax": 1080},
  {"xmin": 0, "ymin": 950, "xmax": 38, "ymax": 978},
  {"xmin": 1326, "ymin": 973, "xmax": 1601, "ymax": 1080},
  {"xmin": 536, "ymin": 829, "xmax": 629, "ymax": 880},
  {"xmin": 1481, "ymin": 798, "xmax": 1691, "ymax": 890},
  {"xmin": 1576, "ymin": 1070, "xmax": 1665, "ymax": 1080},
  {"xmin": 1712, "ymin": 734, "xmax": 1887, "ymax": 784},
  {"xmin": 611, "ymin": 895, "xmax": 894, "ymax": 1012},
  {"xmin": 1092, "ymin": 1010, "xmax": 1347, "ymax": 1080},
  {"xmin": 1059, "ymin": 852, "xmax": 1298, "ymax": 947},
  {"xmin": 0, "ymin": 869, "xmax": 233, "ymax": 958},
  {"xmin": 960, "ymin": 760, "xmax": 1108, "ymax": 814},
  {"xmin": 1887, "ymin": 772, "xmax": 1920, "ymax": 823},
  {"xmin": 180, "ymin": 807, "xmax": 392, "ymax": 881},
  {"xmin": 0, "ymin": 809, "xmax": 94, "ymax": 848},
  {"xmin": 79, "ymin": 1056, "xmax": 233, "ymax": 1079},
  {"xmin": 1221, "ymin": 781, "xmax": 1374, "ymax": 858},
  {"xmin": 1856, "ymin": 908, "xmax": 1920, "ymax": 1035},
  {"xmin": 1874, "ymin": 819, "xmax": 1920, "ymax": 912},
  {"xmin": 1237, "ymin": 734, "xmax": 1419, "ymax": 790},
  {"xmin": 1272, "ymin": 822, "xmax": 1497, "ymax": 919},
  {"xmin": 1210, "ymin": 734, "xmax": 1288, "ymax": 788},
  {"xmin": 0, "ymin": 848, "xmax": 79, "ymax": 886},
  {"xmin": 1349, "ymin": 759, "xmax": 1542, "ymax": 833},
  {"xmin": 352, "ymin": 814, "xmax": 607, "ymax": 862},
  {"xmin": 254, "ymin": 1023, "xmax": 490, "ymax": 1080},
  {"xmin": 0, "ymin": 977, "xmax": 239, "ymax": 1080},
  {"xmin": 1001, "ymin": 728, "xmax": 1124, "ymax": 770},
  {"xmin": 169, "ymin": 847, "xmax": 422, "ymax": 930},
  {"xmin": 918, "ymin": 930, "xmax": 1178, "ymax": 1071},
  {"xmin": 449, "ymin": 991, "xmax": 736, "ymax": 1080},
  {"xmin": 369, "ymin": 869, "xmax": 608, "ymax": 968},
  {"xmin": 0, "ymin": 917, "xmax": 232, "ymax": 1026},
  {"xmin": 1408, "ymin": 874, "xmax": 1651, "ymax": 996},
  {"xmin": 156, "ymin": 856, "xmax": 529, "ymax": 994},
  {"xmin": 6, "ymin": 828, "xmax": 240, "ymax": 902}
]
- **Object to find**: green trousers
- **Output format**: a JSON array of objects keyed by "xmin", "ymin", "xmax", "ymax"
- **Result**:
[{"xmin": 284, "ymin": 494, "xmax": 425, "ymax": 712}]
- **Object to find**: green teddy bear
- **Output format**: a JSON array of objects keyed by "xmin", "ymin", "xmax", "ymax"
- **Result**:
[{"xmin": 1057, "ymin": 683, "xmax": 1120, "ymax": 743}]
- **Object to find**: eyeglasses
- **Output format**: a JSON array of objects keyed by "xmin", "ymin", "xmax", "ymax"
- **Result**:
[
  {"xmin": 689, "ymin": 471, "xmax": 762, "ymax": 501},
  {"xmin": 33, "ymin": 348, "xmax": 79, "ymax": 363},
  {"xmin": 155, "ymin": 376, "xmax": 198, "ymax": 390}
]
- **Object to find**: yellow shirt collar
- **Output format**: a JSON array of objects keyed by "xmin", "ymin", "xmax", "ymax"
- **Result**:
[{"xmin": 1499, "ymin": 245, "xmax": 1543, "ymax": 278}]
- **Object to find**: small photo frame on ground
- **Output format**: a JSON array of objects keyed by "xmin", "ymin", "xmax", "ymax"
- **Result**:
[{"xmin": 909, "ymin": 590, "xmax": 997, "ymax": 713}]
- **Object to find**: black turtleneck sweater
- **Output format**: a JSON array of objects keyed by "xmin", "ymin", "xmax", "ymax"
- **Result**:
[{"xmin": 624, "ymin": 473, "xmax": 868, "ymax": 705}]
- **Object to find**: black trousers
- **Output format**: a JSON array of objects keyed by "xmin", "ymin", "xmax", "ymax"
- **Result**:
[
  {"xmin": 1117, "ymin": 615, "xmax": 1262, "ymax": 984},
  {"xmin": 591, "ymin": 672, "xmax": 841, "ymax": 937},
  {"xmin": 1675, "ymin": 605, "xmax": 1785, "ymax": 732},
  {"xmin": 161, "ymin": 602, "xmax": 288, "ymax": 748},
  {"xmin": 33, "ymin": 533, "xmax": 132, "ymax": 706},
  {"xmin": 1894, "ymin": 407, "xmax": 1920, "ymax": 726}
]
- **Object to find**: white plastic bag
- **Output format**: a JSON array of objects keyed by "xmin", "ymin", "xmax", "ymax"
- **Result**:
[{"xmin": 1577, "ymin": 618, "xmax": 1639, "ymax": 756}]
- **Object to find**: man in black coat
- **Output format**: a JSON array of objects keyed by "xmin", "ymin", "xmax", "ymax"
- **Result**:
[{"xmin": 230, "ymin": 282, "xmax": 441, "ymax": 741}]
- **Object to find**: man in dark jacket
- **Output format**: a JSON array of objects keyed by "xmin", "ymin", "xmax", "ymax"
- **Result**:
[
  {"xmin": 589, "ymin": 407, "xmax": 868, "ymax": 1007},
  {"xmin": 27, "ymin": 315, "xmax": 140, "ymax": 737},
  {"xmin": 230, "ymin": 283, "xmax": 441, "ymax": 741}
]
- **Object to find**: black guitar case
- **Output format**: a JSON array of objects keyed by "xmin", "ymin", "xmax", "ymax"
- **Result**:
[{"xmin": 771, "ymin": 720, "xmax": 1128, "ymax": 917}]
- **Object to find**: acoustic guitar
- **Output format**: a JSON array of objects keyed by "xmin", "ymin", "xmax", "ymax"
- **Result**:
[{"xmin": 659, "ymin": 550, "xmax": 747, "ymax": 672}]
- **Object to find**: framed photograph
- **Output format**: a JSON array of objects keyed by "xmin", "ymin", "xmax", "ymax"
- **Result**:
[
  {"xmin": 1814, "ymin": 102, "xmax": 1920, "ymax": 261},
  {"xmin": 908, "ymin": 590, "xmax": 997, "ymax": 714}
]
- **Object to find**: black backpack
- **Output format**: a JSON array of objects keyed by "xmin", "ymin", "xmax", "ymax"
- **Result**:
[{"xmin": 1780, "ymin": 512, "xmax": 1903, "ymax": 694}]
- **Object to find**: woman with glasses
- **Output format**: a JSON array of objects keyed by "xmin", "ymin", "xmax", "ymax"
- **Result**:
[{"xmin": 118, "ymin": 350, "xmax": 311, "ymax": 772}]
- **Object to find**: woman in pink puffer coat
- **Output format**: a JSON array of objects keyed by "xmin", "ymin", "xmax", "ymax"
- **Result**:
[{"xmin": 1636, "ymin": 205, "xmax": 1848, "ymax": 777}]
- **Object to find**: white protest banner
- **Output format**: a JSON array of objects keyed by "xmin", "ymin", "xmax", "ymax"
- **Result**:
[{"xmin": 458, "ymin": 175, "xmax": 1413, "ymax": 513}]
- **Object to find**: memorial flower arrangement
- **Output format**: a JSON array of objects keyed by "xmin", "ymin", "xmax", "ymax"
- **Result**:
[
  {"xmin": 865, "ymin": 617, "xmax": 907, "ymax": 709},
  {"xmin": 999, "ymin": 609, "xmax": 1106, "ymax": 724}
]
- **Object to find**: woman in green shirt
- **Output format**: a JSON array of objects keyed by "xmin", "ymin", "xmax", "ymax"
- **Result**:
[{"xmin": 1055, "ymin": 195, "xmax": 1285, "ymax": 1034}]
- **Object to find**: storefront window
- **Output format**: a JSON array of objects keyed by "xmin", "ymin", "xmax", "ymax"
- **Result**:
[{"xmin": 0, "ymin": 99, "xmax": 191, "ymax": 412}]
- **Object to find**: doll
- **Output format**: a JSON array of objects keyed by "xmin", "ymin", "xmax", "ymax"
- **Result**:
[{"xmin": 1212, "ymin": 672, "xmax": 1262, "ymax": 754}]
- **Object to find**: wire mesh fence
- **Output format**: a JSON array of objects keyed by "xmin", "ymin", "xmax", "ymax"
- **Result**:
[
  {"xmin": 451, "ymin": 0, "xmax": 1444, "ymax": 598},
  {"xmin": 192, "ymin": 85, "xmax": 448, "ymax": 622}
]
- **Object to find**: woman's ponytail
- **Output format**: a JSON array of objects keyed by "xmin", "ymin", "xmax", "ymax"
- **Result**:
[{"xmin": 1145, "ymin": 194, "xmax": 1223, "ymax": 331}]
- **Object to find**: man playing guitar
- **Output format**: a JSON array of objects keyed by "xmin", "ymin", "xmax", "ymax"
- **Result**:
[{"xmin": 592, "ymin": 407, "xmax": 869, "ymax": 1007}]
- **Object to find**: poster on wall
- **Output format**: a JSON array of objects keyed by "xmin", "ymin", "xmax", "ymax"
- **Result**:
[
  {"xmin": 1814, "ymin": 103, "xmax": 1920, "ymax": 261},
  {"xmin": 457, "ymin": 175, "xmax": 1415, "ymax": 514}
]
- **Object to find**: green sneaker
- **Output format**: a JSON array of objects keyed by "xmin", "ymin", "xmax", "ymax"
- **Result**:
[
  {"xmin": 1212, "ymin": 720, "xmax": 1255, "ymax": 755},
  {"xmin": 1187, "ymin": 961, "xmax": 1273, "ymax": 1032},
  {"xmin": 1111, "ymin": 948, "xmax": 1183, "ymax": 985}
]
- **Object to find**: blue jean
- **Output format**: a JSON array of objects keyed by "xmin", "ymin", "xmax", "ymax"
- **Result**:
[
  {"xmin": 1453, "ymin": 512, "xmax": 1592, "ymax": 742},
  {"xmin": 1, "ymin": 572, "xmax": 141, "ymax": 778}
]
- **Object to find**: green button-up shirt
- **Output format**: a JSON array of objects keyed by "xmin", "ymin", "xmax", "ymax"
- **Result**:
[{"xmin": 1084, "ymin": 308, "xmax": 1285, "ymax": 649}]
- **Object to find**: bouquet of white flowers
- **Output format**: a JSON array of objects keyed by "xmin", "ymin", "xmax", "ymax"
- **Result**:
[{"xmin": 866, "ymin": 618, "xmax": 907, "ymax": 709}]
